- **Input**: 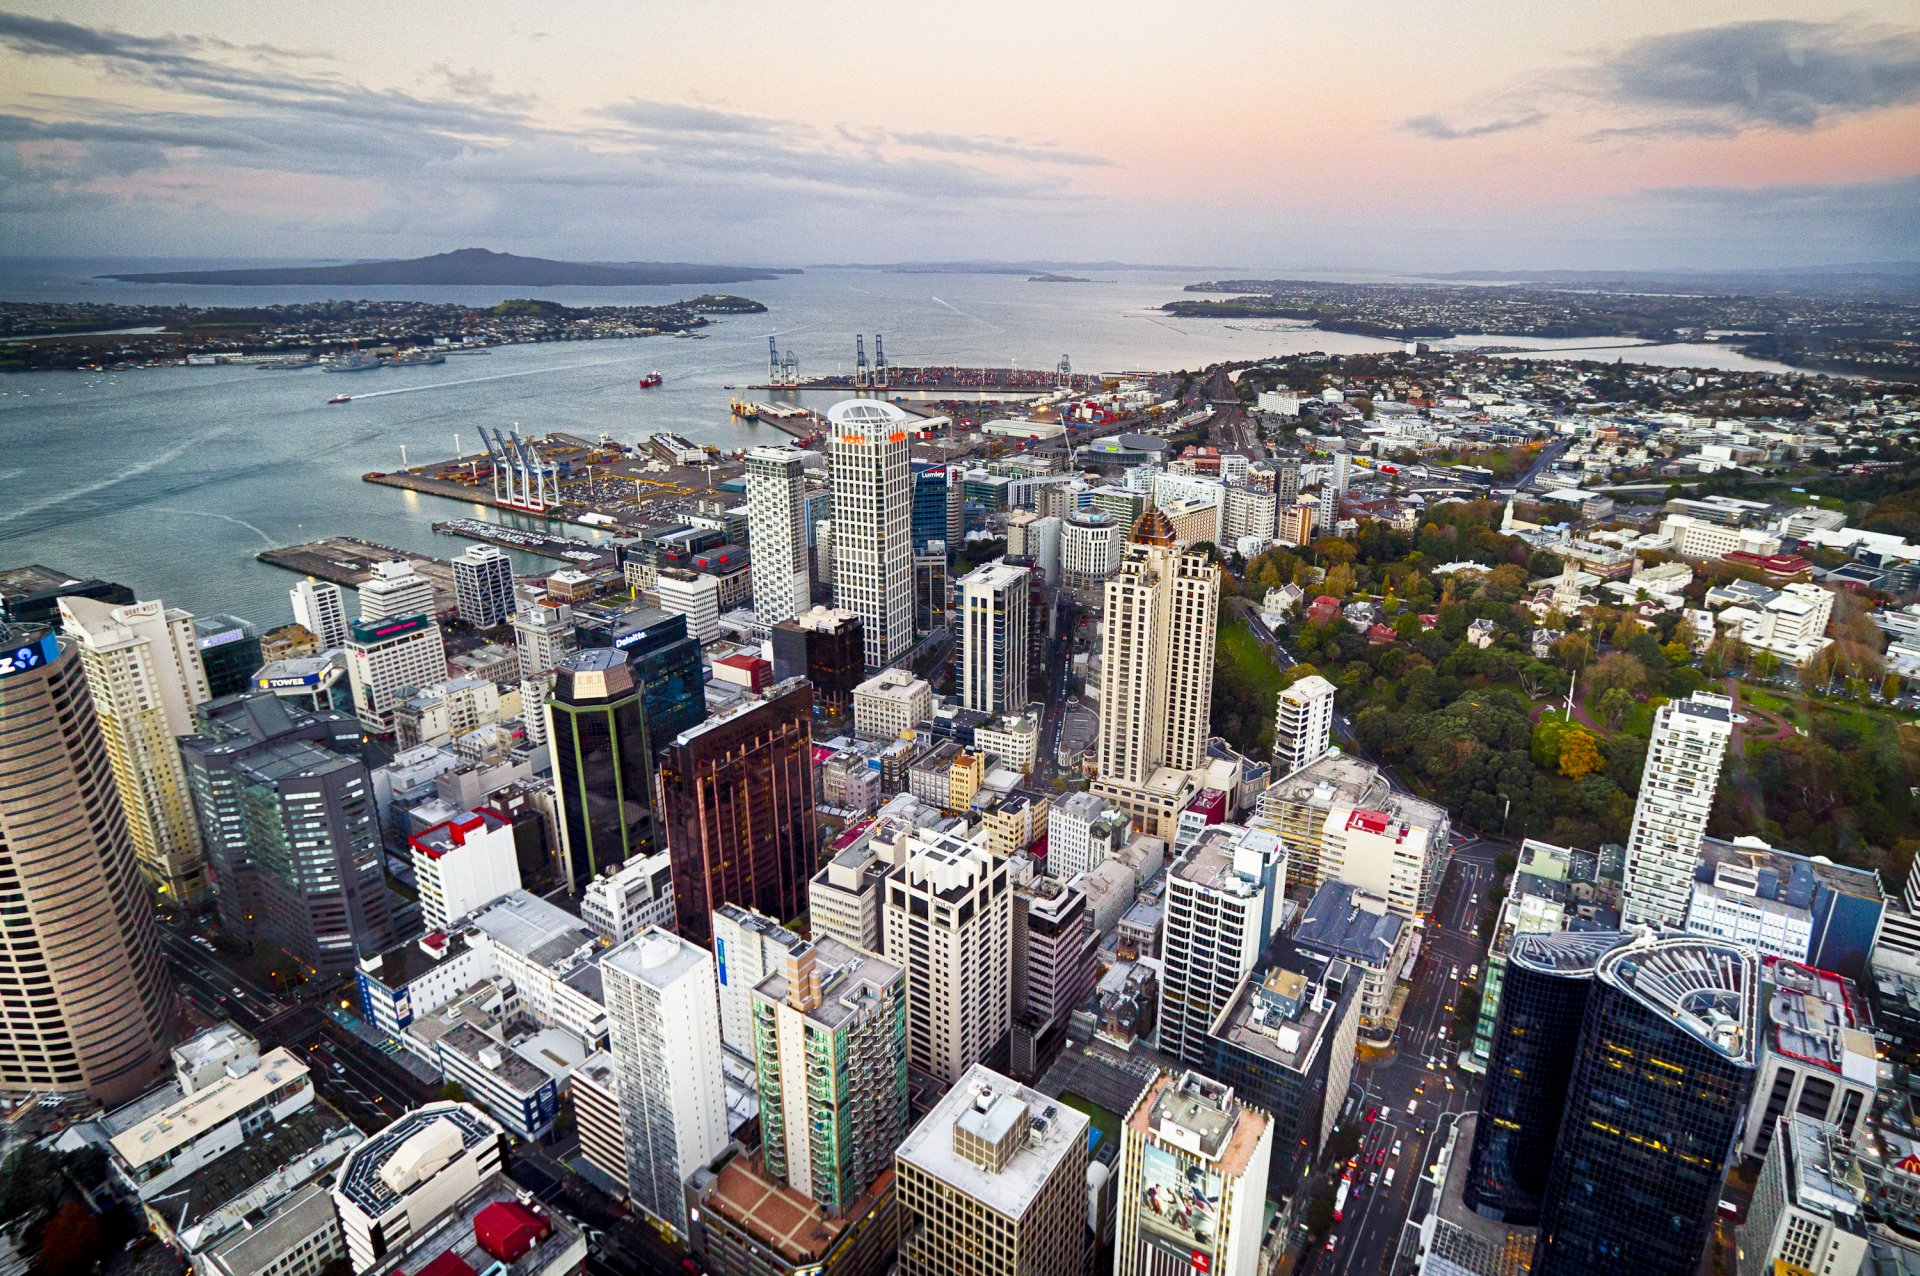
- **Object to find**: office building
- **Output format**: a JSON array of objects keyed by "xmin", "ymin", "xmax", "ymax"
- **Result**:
[
  {"xmin": 1684, "ymin": 837, "xmax": 1885, "ymax": 982},
  {"xmin": 57, "ymin": 594, "xmax": 213, "ymax": 902},
  {"xmin": 1010, "ymin": 872, "xmax": 1097, "ymax": 1078},
  {"xmin": 912, "ymin": 467, "xmax": 953, "ymax": 555},
  {"xmin": 1158, "ymin": 824, "xmax": 1288, "ymax": 1068},
  {"xmin": 895, "ymin": 1063, "xmax": 1091, "ymax": 1276},
  {"xmin": 1468, "ymin": 839, "xmax": 1580, "ymax": 1067},
  {"xmin": 195, "ymin": 615, "xmax": 263, "ymax": 698},
  {"xmin": 0, "ymin": 620, "xmax": 174, "ymax": 1106},
  {"xmin": 330, "ymin": 1101, "xmax": 507, "ymax": 1273},
  {"xmin": 810, "ymin": 844, "xmax": 891, "ymax": 955},
  {"xmin": 882, "ymin": 827, "xmax": 1013, "ymax": 1086},
  {"xmin": 1115, "ymin": 1071, "xmax": 1273, "ymax": 1276},
  {"xmin": 1533, "ymin": 936, "xmax": 1760, "ymax": 1276},
  {"xmin": 603, "ymin": 929, "xmax": 730, "ymax": 1237},
  {"xmin": 579, "ymin": 852, "xmax": 676, "ymax": 945},
  {"xmin": 290, "ymin": 578, "xmax": 350, "ymax": 651},
  {"xmin": 1092, "ymin": 509, "xmax": 1219, "ymax": 833},
  {"xmin": 1467, "ymin": 930, "xmax": 1624, "ymax": 1225},
  {"xmin": 1272, "ymin": 674, "xmax": 1336, "ymax": 777},
  {"xmin": 654, "ymin": 567, "xmax": 722, "ymax": 644},
  {"xmin": 1006, "ymin": 511, "xmax": 1062, "ymax": 585},
  {"xmin": 712, "ymin": 902, "xmax": 810, "ymax": 1056},
  {"xmin": 828, "ymin": 401, "xmax": 914, "ymax": 669},
  {"xmin": 356, "ymin": 559, "xmax": 436, "ymax": 623},
  {"xmin": 1743, "ymin": 959, "xmax": 1876, "ymax": 1161},
  {"xmin": 547, "ymin": 648, "xmax": 656, "ymax": 893},
  {"xmin": 659, "ymin": 681, "xmax": 816, "ymax": 945},
  {"xmin": 0, "ymin": 563, "xmax": 135, "ymax": 628},
  {"xmin": 751, "ymin": 936, "xmax": 908, "ymax": 1216},
  {"xmin": 771, "ymin": 605, "xmax": 865, "ymax": 717},
  {"xmin": 345, "ymin": 614, "xmax": 450, "ymax": 736},
  {"xmin": 512, "ymin": 598, "xmax": 575, "ymax": 679},
  {"xmin": 1736, "ymin": 1114, "xmax": 1869, "ymax": 1276},
  {"xmin": 581, "ymin": 603, "xmax": 707, "ymax": 744},
  {"xmin": 746, "ymin": 445, "xmax": 814, "ymax": 625},
  {"xmin": 1048, "ymin": 792, "xmax": 1130, "ymax": 881},
  {"xmin": 181, "ymin": 693, "xmax": 397, "ymax": 971},
  {"xmin": 1622, "ymin": 691, "xmax": 1736, "ymax": 927},
  {"xmin": 452, "ymin": 545, "xmax": 515, "ymax": 630},
  {"xmin": 410, "ymin": 808, "xmax": 523, "ymax": 930},
  {"xmin": 958, "ymin": 560, "xmax": 1030, "ymax": 715},
  {"xmin": 1255, "ymin": 751, "xmax": 1452, "ymax": 915},
  {"xmin": 853, "ymin": 667, "xmax": 932, "ymax": 740}
]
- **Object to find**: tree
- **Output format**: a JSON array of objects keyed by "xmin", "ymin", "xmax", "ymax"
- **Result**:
[
  {"xmin": 1323, "ymin": 563, "xmax": 1357, "ymax": 599},
  {"xmin": 1597, "ymin": 686, "xmax": 1636, "ymax": 730},
  {"xmin": 439, "ymin": 1080, "xmax": 469, "ymax": 1104},
  {"xmin": 37, "ymin": 1201, "xmax": 101, "ymax": 1274},
  {"xmin": 1587, "ymin": 652, "xmax": 1648, "ymax": 700},
  {"xmin": 1551, "ymin": 633, "xmax": 1593, "ymax": 673},
  {"xmin": 1558, "ymin": 729, "xmax": 1604, "ymax": 780},
  {"xmin": 1885, "ymin": 672, "xmax": 1905, "ymax": 702}
]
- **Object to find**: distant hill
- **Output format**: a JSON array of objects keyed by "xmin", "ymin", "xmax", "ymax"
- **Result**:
[
  {"xmin": 1427, "ymin": 262, "xmax": 1920, "ymax": 300},
  {"xmin": 100, "ymin": 247, "xmax": 799, "ymax": 287}
]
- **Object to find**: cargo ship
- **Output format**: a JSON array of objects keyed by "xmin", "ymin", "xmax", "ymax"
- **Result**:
[
  {"xmin": 637, "ymin": 371, "xmax": 663, "ymax": 388},
  {"xmin": 322, "ymin": 351, "xmax": 383, "ymax": 373}
]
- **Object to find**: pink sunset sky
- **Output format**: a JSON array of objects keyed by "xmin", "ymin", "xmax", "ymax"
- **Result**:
[{"xmin": 1, "ymin": 0, "xmax": 1915, "ymax": 269}]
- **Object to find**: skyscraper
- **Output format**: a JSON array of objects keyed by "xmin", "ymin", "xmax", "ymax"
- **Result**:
[
  {"xmin": 827, "ymin": 400, "xmax": 913, "ymax": 670},
  {"xmin": 911, "ymin": 466, "xmax": 952, "ymax": 555},
  {"xmin": 181, "ymin": 692, "xmax": 397, "ymax": 967},
  {"xmin": 1114, "ymin": 1071, "xmax": 1273, "ymax": 1276},
  {"xmin": 1272, "ymin": 673, "xmax": 1336, "ymax": 777},
  {"xmin": 1466, "ymin": 929, "xmax": 1624, "ymax": 1225},
  {"xmin": 57, "ymin": 594, "xmax": 212, "ymax": 902},
  {"xmin": 344, "ymin": 614, "xmax": 449, "ymax": 735},
  {"xmin": 547, "ymin": 649, "xmax": 656, "ymax": 893},
  {"xmin": 0, "ymin": 621, "xmax": 174, "ymax": 1106},
  {"xmin": 770, "ymin": 605, "xmax": 864, "ymax": 717},
  {"xmin": 1533, "ymin": 935, "xmax": 1760, "ymax": 1276},
  {"xmin": 882, "ymin": 826, "xmax": 1012, "ymax": 1086},
  {"xmin": 511, "ymin": 598, "xmax": 574, "ymax": 680},
  {"xmin": 1622, "ymin": 691, "xmax": 1736, "ymax": 927},
  {"xmin": 958, "ymin": 559, "xmax": 1030, "ymax": 714},
  {"xmin": 356, "ymin": 559, "xmax": 436, "ymax": 623},
  {"xmin": 745, "ymin": 445, "xmax": 813, "ymax": 624},
  {"xmin": 1092, "ymin": 508, "xmax": 1220, "ymax": 838},
  {"xmin": 452, "ymin": 545, "xmax": 515, "ymax": 630},
  {"xmin": 1158, "ymin": 824, "xmax": 1289, "ymax": 1068},
  {"xmin": 602, "ymin": 929, "xmax": 729, "ymax": 1238},
  {"xmin": 658, "ymin": 680, "xmax": 816, "ymax": 945},
  {"xmin": 290, "ymin": 578, "xmax": 350, "ymax": 650}
]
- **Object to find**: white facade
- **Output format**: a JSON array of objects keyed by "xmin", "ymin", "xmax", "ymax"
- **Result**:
[
  {"xmin": 827, "ymin": 401, "xmax": 914, "ymax": 669},
  {"xmin": 346, "ymin": 618, "xmax": 450, "ymax": 735},
  {"xmin": 510, "ymin": 600, "xmax": 574, "ymax": 679},
  {"xmin": 1273, "ymin": 674, "xmax": 1336, "ymax": 777},
  {"xmin": 579, "ymin": 853, "xmax": 676, "ymax": 945},
  {"xmin": 653, "ymin": 569, "xmax": 721, "ymax": 644},
  {"xmin": 452, "ymin": 546, "xmax": 515, "ymax": 630},
  {"xmin": 331, "ymin": 1103, "xmax": 505, "ymax": 1274},
  {"xmin": 602, "ymin": 930, "xmax": 729, "ymax": 1238},
  {"xmin": 1736, "ymin": 1115, "xmax": 1869, "ymax": 1276},
  {"xmin": 411, "ymin": 810, "xmax": 523, "ymax": 931},
  {"xmin": 1223, "ymin": 484, "xmax": 1279, "ymax": 547},
  {"xmin": 1060, "ymin": 512, "xmax": 1122, "ymax": 588},
  {"xmin": 745, "ymin": 446, "xmax": 813, "ymax": 625},
  {"xmin": 107, "ymin": 1045, "xmax": 314, "ymax": 1201},
  {"xmin": 290, "ymin": 578, "xmax": 350, "ymax": 650},
  {"xmin": 973, "ymin": 713, "xmax": 1040, "ymax": 777},
  {"xmin": 1049, "ymin": 793, "xmax": 1131, "ymax": 882},
  {"xmin": 1115, "ymin": 1072, "xmax": 1273, "ymax": 1276},
  {"xmin": 1661, "ymin": 514, "xmax": 1784, "ymax": 561},
  {"xmin": 1322, "ymin": 806, "xmax": 1441, "ymax": 923},
  {"xmin": 710, "ymin": 903, "xmax": 809, "ymax": 1057},
  {"xmin": 357, "ymin": 559, "xmax": 437, "ymax": 623},
  {"xmin": 1006, "ymin": 511, "xmax": 1062, "ymax": 584},
  {"xmin": 852, "ymin": 668, "xmax": 931, "ymax": 740},
  {"xmin": 467, "ymin": 892, "xmax": 610, "ymax": 1045},
  {"xmin": 1623, "ymin": 691, "xmax": 1736, "ymax": 927},
  {"xmin": 1158, "ymin": 825, "xmax": 1288, "ymax": 1068},
  {"xmin": 959, "ymin": 560, "xmax": 1031, "ymax": 714}
]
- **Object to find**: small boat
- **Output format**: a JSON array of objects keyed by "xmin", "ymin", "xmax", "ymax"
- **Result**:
[
  {"xmin": 638, "ymin": 371, "xmax": 663, "ymax": 388},
  {"xmin": 328, "ymin": 394, "xmax": 351, "ymax": 404}
]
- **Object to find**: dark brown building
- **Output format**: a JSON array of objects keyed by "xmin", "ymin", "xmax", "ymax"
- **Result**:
[
  {"xmin": 660, "ymin": 679, "xmax": 818, "ymax": 944},
  {"xmin": 770, "ymin": 607, "xmax": 864, "ymax": 718}
]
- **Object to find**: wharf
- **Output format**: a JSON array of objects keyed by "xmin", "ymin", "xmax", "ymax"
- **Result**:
[
  {"xmin": 255, "ymin": 537, "xmax": 458, "ymax": 612},
  {"xmin": 431, "ymin": 519, "xmax": 613, "ymax": 566}
]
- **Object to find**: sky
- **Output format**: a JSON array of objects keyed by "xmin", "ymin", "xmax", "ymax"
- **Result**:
[{"xmin": 0, "ymin": 1, "xmax": 1916, "ymax": 272}]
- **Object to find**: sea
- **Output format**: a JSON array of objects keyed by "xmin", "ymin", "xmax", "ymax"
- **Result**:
[{"xmin": 0, "ymin": 259, "xmax": 1811, "ymax": 624}]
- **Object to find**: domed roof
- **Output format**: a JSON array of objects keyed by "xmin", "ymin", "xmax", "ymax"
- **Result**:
[{"xmin": 1129, "ymin": 505, "xmax": 1178, "ymax": 546}]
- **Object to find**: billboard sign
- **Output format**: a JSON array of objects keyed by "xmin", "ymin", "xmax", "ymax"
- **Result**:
[{"xmin": 1137, "ymin": 1143, "xmax": 1222, "ymax": 1264}]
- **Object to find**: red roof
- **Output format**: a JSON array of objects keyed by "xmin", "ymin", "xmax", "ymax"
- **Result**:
[
  {"xmin": 717, "ymin": 654, "xmax": 769, "ymax": 672},
  {"xmin": 1367, "ymin": 623, "xmax": 1397, "ymax": 644},
  {"xmin": 411, "ymin": 1253, "xmax": 476, "ymax": 1276},
  {"xmin": 1313, "ymin": 595, "xmax": 1342, "ymax": 608},
  {"xmin": 473, "ymin": 1201, "xmax": 550, "ymax": 1264}
]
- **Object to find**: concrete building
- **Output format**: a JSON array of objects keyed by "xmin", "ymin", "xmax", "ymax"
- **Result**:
[
  {"xmin": 1685, "ymin": 838, "xmax": 1885, "ymax": 981},
  {"xmin": 571, "ymin": 1051, "xmax": 626, "ymax": 1188},
  {"xmin": 359, "ymin": 1175, "xmax": 584, "ymax": 1276},
  {"xmin": 1469, "ymin": 839, "xmax": 1579, "ymax": 1067},
  {"xmin": 655, "ymin": 568, "xmax": 722, "ymax": 645},
  {"xmin": 1294, "ymin": 879, "xmax": 1409, "ymax": 1037},
  {"xmin": 410, "ymin": 808, "xmax": 522, "ymax": 930},
  {"xmin": 452, "ymin": 545, "xmax": 515, "ymax": 630},
  {"xmin": 511, "ymin": 598, "xmax": 575, "ymax": 680},
  {"xmin": 1006, "ymin": 511, "xmax": 1062, "ymax": 585},
  {"xmin": 57, "ymin": 594, "xmax": 212, "ymax": 902},
  {"xmin": 810, "ymin": 843, "xmax": 891, "ymax": 956},
  {"xmin": 828, "ymin": 401, "xmax": 914, "ymax": 669},
  {"xmin": 330, "ymin": 1102, "xmax": 507, "ymax": 1273},
  {"xmin": 746, "ymin": 445, "xmax": 814, "ymax": 625},
  {"xmin": 1743, "ymin": 959, "xmax": 1877, "ymax": 1162},
  {"xmin": 1272, "ymin": 674, "xmax": 1336, "ymax": 778},
  {"xmin": 1114, "ymin": 1071, "xmax": 1273, "ymax": 1276},
  {"xmin": 712, "ymin": 902, "xmax": 811, "ymax": 1057},
  {"xmin": 345, "ymin": 614, "xmax": 450, "ymax": 736},
  {"xmin": 882, "ymin": 827, "xmax": 1013, "ymax": 1086},
  {"xmin": 1622, "ymin": 691, "xmax": 1736, "ymax": 927},
  {"xmin": 895, "ymin": 1063, "xmax": 1091, "ymax": 1276},
  {"xmin": 771, "ymin": 605, "xmax": 865, "ymax": 717},
  {"xmin": 1048, "ymin": 792, "xmax": 1131, "ymax": 882},
  {"xmin": 1060, "ymin": 510, "xmax": 1122, "ymax": 588},
  {"xmin": 958, "ymin": 560, "xmax": 1031, "ymax": 715},
  {"xmin": 853, "ymin": 667, "xmax": 932, "ymax": 741},
  {"xmin": 1737, "ymin": 1115, "xmax": 1869, "ymax": 1276},
  {"xmin": 603, "ymin": 929, "xmax": 730, "ymax": 1238},
  {"xmin": 289, "ymin": 578, "xmax": 349, "ymax": 651},
  {"xmin": 356, "ymin": 559, "xmax": 437, "ymax": 623},
  {"xmin": 1010, "ymin": 872, "xmax": 1097, "ymax": 1078},
  {"xmin": 579, "ymin": 852, "xmax": 676, "ymax": 944},
  {"xmin": 1158, "ymin": 824, "xmax": 1289, "ymax": 1068},
  {"xmin": 392, "ymin": 674, "xmax": 507, "ymax": 750}
]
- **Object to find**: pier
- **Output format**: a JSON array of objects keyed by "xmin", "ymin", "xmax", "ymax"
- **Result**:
[
  {"xmin": 431, "ymin": 518, "xmax": 614, "ymax": 566},
  {"xmin": 256, "ymin": 537, "xmax": 459, "ymax": 612}
]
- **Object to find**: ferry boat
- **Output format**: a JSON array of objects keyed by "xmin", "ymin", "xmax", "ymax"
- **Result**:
[
  {"xmin": 389, "ymin": 348, "xmax": 447, "ymax": 367},
  {"xmin": 638, "ymin": 371, "xmax": 663, "ymax": 388},
  {"xmin": 328, "ymin": 394, "xmax": 352, "ymax": 404}
]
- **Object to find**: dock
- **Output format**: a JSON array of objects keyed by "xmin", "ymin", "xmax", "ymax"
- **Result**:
[
  {"xmin": 256, "ymin": 537, "xmax": 458, "ymax": 612},
  {"xmin": 431, "ymin": 519, "xmax": 614, "ymax": 566}
]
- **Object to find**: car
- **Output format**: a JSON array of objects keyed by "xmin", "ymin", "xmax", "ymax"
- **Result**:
[
  {"xmin": 331, "ymin": 1063, "xmax": 346, "ymax": 1076},
  {"xmin": 1365, "ymin": 1107, "xmax": 1378, "ymax": 1123},
  {"xmin": 1392, "ymin": 1140, "xmax": 1403, "ymax": 1157},
  {"xmin": 1326, "ymin": 1236, "xmax": 1338, "ymax": 1253},
  {"xmin": 1374, "ymin": 1149, "xmax": 1387, "ymax": 1164},
  {"xmin": 230, "ymin": 986, "xmax": 243, "ymax": 998},
  {"xmin": 1369, "ymin": 1171, "xmax": 1379, "ymax": 1186},
  {"xmin": 1406, "ymin": 1100, "xmax": 1417, "ymax": 1116},
  {"xmin": 1385, "ymin": 1167, "xmax": 1396, "ymax": 1188}
]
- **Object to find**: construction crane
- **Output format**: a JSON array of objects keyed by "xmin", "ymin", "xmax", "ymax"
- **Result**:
[
  {"xmin": 873, "ymin": 334, "xmax": 889, "ymax": 388},
  {"xmin": 855, "ymin": 335, "xmax": 869, "ymax": 388}
]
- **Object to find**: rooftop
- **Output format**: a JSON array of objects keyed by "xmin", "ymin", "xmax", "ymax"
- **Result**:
[
  {"xmin": 1508, "ymin": 929, "xmax": 1625, "ymax": 977},
  {"xmin": 371, "ymin": 1174, "xmax": 584, "ymax": 1276},
  {"xmin": 1765, "ymin": 958, "xmax": 1875, "ymax": 1081},
  {"xmin": 896, "ymin": 1063, "xmax": 1088, "ymax": 1220},
  {"xmin": 1294, "ymin": 879, "xmax": 1405, "ymax": 967},
  {"xmin": 110, "ymin": 1047, "xmax": 309, "ymax": 1171},
  {"xmin": 1209, "ymin": 945, "xmax": 1348, "ymax": 1073},
  {"xmin": 334, "ymin": 1103, "xmax": 502, "ymax": 1217},
  {"xmin": 1598, "ymin": 934, "xmax": 1759, "ymax": 1066},
  {"xmin": 601, "ymin": 928, "xmax": 710, "ymax": 993},
  {"xmin": 1260, "ymin": 750, "xmax": 1390, "ymax": 813},
  {"xmin": 1132, "ymin": 1071, "xmax": 1267, "ymax": 1181},
  {"xmin": 752, "ymin": 937, "xmax": 901, "ymax": 1033},
  {"xmin": 468, "ymin": 891, "xmax": 598, "ymax": 973},
  {"xmin": 702, "ymin": 1151, "xmax": 894, "ymax": 1264}
]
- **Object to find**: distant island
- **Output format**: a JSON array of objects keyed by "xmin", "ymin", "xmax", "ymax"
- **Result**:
[
  {"xmin": 1028, "ymin": 273, "xmax": 1093, "ymax": 283},
  {"xmin": 99, "ymin": 247, "xmax": 799, "ymax": 287}
]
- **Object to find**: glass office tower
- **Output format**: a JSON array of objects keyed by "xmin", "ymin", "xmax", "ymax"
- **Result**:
[{"xmin": 548, "ymin": 649, "xmax": 657, "ymax": 892}]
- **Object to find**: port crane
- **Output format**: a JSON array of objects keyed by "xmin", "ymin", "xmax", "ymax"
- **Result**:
[
  {"xmin": 854, "ymin": 335, "xmax": 869, "ymax": 388},
  {"xmin": 873, "ymin": 334, "xmax": 889, "ymax": 388}
]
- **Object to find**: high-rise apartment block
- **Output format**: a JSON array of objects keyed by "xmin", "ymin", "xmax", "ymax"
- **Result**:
[
  {"xmin": 1622, "ymin": 691, "xmax": 1736, "ymax": 927},
  {"xmin": 1158, "ymin": 823, "xmax": 1289, "ymax": 1068},
  {"xmin": 882, "ymin": 827, "xmax": 1012, "ymax": 1085},
  {"xmin": 958, "ymin": 560, "xmax": 1030, "ymax": 714},
  {"xmin": 895, "ymin": 1064, "xmax": 1091, "ymax": 1276},
  {"xmin": 659, "ymin": 680, "xmax": 817, "ymax": 945},
  {"xmin": 1115, "ymin": 1071, "xmax": 1273, "ymax": 1276},
  {"xmin": 57, "ymin": 594, "xmax": 212, "ymax": 902},
  {"xmin": 712, "ymin": 902, "xmax": 811, "ymax": 1056},
  {"xmin": 1255, "ymin": 750, "xmax": 1452, "ymax": 918},
  {"xmin": 511, "ymin": 598, "xmax": 574, "ymax": 679},
  {"xmin": 602, "ymin": 929, "xmax": 730, "ymax": 1238},
  {"xmin": 547, "ymin": 649, "xmax": 656, "ymax": 892},
  {"xmin": 0, "ymin": 621, "xmax": 174, "ymax": 1106},
  {"xmin": 290, "ymin": 577, "xmax": 350, "ymax": 650},
  {"xmin": 356, "ymin": 559, "xmax": 436, "ymax": 623},
  {"xmin": 746, "ymin": 445, "xmax": 814, "ymax": 624},
  {"xmin": 1010, "ymin": 871, "xmax": 1097, "ymax": 1078},
  {"xmin": 344, "ymin": 614, "xmax": 449, "ymax": 735},
  {"xmin": 810, "ymin": 843, "xmax": 890, "ymax": 955},
  {"xmin": 828, "ymin": 401, "xmax": 914, "ymax": 669},
  {"xmin": 452, "ymin": 545, "xmax": 515, "ymax": 630},
  {"xmin": 1272, "ymin": 673, "xmax": 1336, "ymax": 777}
]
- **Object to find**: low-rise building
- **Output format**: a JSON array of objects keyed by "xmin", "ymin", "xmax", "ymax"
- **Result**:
[
  {"xmin": 331, "ymin": 1102, "xmax": 508, "ymax": 1274},
  {"xmin": 1294, "ymin": 879, "xmax": 1408, "ymax": 1039},
  {"xmin": 853, "ymin": 669, "xmax": 932, "ymax": 741},
  {"xmin": 579, "ymin": 852, "xmax": 677, "ymax": 944}
]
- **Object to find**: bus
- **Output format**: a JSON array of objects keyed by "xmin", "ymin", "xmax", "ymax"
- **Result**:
[{"xmin": 1334, "ymin": 1179, "xmax": 1350, "ymax": 1221}]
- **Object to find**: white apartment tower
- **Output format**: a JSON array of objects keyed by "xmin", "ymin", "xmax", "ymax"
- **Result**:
[
  {"xmin": 357, "ymin": 559, "xmax": 436, "ymax": 623},
  {"xmin": 958, "ymin": 559, "xmax": 1031, "ymax": 715},
  {"xmin": 289, "ymin": 578, "xmax": 350, "ymax": 650},
  {"xmin": 1622, "ymin": 690, "xmax": 1736, "ymax": 927},
  {"xmin": 451, "ymin": 545, "xmax": 514, "ymax": 630},
  {"xmin": 602, "ymin": 929, "xmax": 730, "ymax": 1238},
  {"xmin": 1273, "ymin": 673, "xmax": 1337, "ymax": 777},
  {"xmin": 511, "ymin": 599, "xmax": 574, "ymax": 680},
  {"xmin": 56, "ymin": 595, "xmax": 212, "ymax": 903},
  {"xmin": 827, "ymin": 400, "xmax": 914, "ymax": 669},
  {"xmin": 745, "ymin": 446, "xmax": 813, "ymax": 624},
  {"xmin": 1158, "ymin": 824, "xmax": 1288, "ymax": 1068},
  {"xmin": 881, "ymin": 827, "xmax": 1013, "ymax": 1087}
]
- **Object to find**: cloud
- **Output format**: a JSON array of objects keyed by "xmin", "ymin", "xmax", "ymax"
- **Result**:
[
  {"xmin": 600, "ymin": 98, "xmax": 796, "ymax": 137},
  {"xmin": 888, "ymin": 130, "xmax": 1115, "ymax": 167},
  {"xmin": 1397, "ymin": 111, "xmax": 1546, "ymax": 141}
]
